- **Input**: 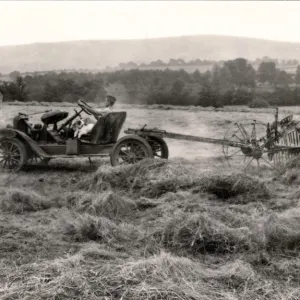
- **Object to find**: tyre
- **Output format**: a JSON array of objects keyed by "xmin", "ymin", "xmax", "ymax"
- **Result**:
[
  {"xmin": 28, "ymin": 156, "xmax": 51, "ymax": 165},
  {"xmin": 0, "ymin": 137, "xmax": 28, "ymax": 171},
  {"xmin": 110, "ymin": 135, "xmax": 154, "ymax": 166},
  {"xmin": 146, "ymin": 136, "xmax": 169, "ymax": 159}
]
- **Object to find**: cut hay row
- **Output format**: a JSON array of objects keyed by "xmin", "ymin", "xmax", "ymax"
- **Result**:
[
  {"xmin": 264, "ymin": 207, "xmax": 300, "ymax": 251},
  {"xmin": 160, "ymin": 212, "xmax": 255, "ymax": 254},
  {"xmin": 89, "ymin": 159, "xmax": 196, "ymax": 195},
  {"xmin": 1, "ymin": 250, "xmax": 299, "ymax": 300},
  {"xmin": 61, "ymin": 190, "xmax": 137, "ymax": 220},
  {"xmin": 56, "ymin": 209, "xmax": 141, "ymax": 245},
  {"xmin": 0, "ymin": 251, "xmax": 257, "ymax": 300},
  {"xmin": 192, "ymin": 173, "xmax": 271, "ymax": 203},
  {"xmin": 0, "ymin": 188, "xmax": 51, "ymax": 214},
  {"xmin": 89, "ymin": 159, "xmax": 271, "ymax": 203}
]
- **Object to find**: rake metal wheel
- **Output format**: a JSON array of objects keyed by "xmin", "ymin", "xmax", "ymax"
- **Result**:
[
  {"xmin": 0, "ymin": 138, "xmax": 28, "ymax": 171},
  {"xmin": 222, "ymin": 120, "xmax": 281, "ymax": 171},
  {"xmin": 110, "ymin": 135, "xmax": 154, "ymax": 166}
]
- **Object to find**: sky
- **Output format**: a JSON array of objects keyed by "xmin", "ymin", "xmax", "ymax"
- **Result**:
[{"xmin": 0, "ymin": 1, "xmax": 299, "ymax": 46}]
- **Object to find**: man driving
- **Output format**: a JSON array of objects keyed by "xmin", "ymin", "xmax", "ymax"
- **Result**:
[{"xmin": 78, "ymin": 95, "xmax": 116, "ymax": 124}]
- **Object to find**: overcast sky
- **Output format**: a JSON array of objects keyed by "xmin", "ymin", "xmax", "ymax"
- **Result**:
[{"xmin": 0, "ymin": 1, "xmax": 299, "ymax": 46}]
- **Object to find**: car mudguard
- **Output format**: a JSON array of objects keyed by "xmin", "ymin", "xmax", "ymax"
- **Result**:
[{"xmin": 0, "ymin": 128, "xmax": 51, "ymax": 158}]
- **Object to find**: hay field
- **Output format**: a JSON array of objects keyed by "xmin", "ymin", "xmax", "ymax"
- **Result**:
[{"xmin": 1, "ymin": 104, "xmax": 300, "ymax": 299}]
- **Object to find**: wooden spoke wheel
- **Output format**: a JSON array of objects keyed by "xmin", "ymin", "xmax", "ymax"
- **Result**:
[
  {"xmin": 146, "ymin": 136, "xmax": 169, "ymax": 159},
  {"xmin": 28, "ymin": 155, "xmax": 51, "ymax": 166},
  {"xmin": 110, "ymin": 135, "xmax": 154, "ymax": 166},
  {"xmin": 0, "ymin": 138, "xmax": 28, "ymax": 171}
]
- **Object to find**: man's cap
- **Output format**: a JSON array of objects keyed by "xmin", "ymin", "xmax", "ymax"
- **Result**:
[{"xmin": 106, "ymin": 95, "xmax": 116, "ymax": 104}]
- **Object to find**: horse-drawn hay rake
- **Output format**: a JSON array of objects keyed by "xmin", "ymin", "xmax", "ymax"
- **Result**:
[{"xmin": 125, "ymin": 107, "xmax": 300, "ymax": 172}]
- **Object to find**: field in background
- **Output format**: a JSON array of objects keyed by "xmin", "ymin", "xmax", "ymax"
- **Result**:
[{"xmin": 1, "ymin": 104, "xmax": 300, "ymax": 299}]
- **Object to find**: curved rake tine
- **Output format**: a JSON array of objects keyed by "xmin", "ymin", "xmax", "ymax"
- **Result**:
[
  {"xmin": 244, "ymin": 157, "xmax": 254, "ymax": 171},
  {"xmin": 260, "ymin": 156, "xmax": 284, "ymax": 174},
  {"xmin": 227, "ymin": 149, "xmax": 243, "ymax": 158},
  {"xmin": 225, "ymin": 157, "xmax": 231, "ymax": 167}
]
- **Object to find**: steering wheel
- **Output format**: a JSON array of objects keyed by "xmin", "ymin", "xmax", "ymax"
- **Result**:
[
  {"xmin": 79, "ymin": 99, "xmax": 92, "ymax": 108},
  {"xmin": 78, "ymin": 99, "xmax": 93, "ymax": 115}
]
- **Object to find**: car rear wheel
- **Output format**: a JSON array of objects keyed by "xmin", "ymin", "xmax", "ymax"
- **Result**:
[
  {"xmin": 110, "ymin": 135, "xmax": 154, "ymax": 166},
  {"xmin": 146, "ymin": 136, "xmax": 169, "ymax": 159},
  {"xmin": 0, "ymin": 138, "xmax": 28, "ymax": 171}
]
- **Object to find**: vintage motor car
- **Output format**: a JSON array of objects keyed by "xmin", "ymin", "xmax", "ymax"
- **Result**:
[{"xmin": 0, "ymin": 100, "xmax": 169, "ymax": 171}]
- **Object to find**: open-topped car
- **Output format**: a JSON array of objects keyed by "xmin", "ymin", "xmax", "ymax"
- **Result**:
[{"xmin": 0, "ymin": 100, "xmax": 169, "ymax": 171}]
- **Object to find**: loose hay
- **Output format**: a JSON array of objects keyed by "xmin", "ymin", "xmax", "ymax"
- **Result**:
[
  {"xmin": 284, "ymin": 155, "xmax": 300, "ymax": 170},
  {"xmin": 0, "ymin": 188, "xmax": 51, "ymax": 213},
  {"xmin": 87, "ymin": 191, "xmax": 137, "ymax": 219},
  {"xmin": 100, "ymin": 251, "xmax": 255, "ymax": 300},
  {"xmin": 264, "ymin": 207, "xmax": 300, "ymax": 250},
  {"xmin": 63, "ymin": 191, "xmax": 136, "ymax": 219},
  {"xmin": 160, "ymin": 212, "xmax": 253, "ymax": 254},
  {"xmin": 79, "ymin": 242, "xmax": 128, "ymax": 260},
  {"xmin": 282, "ymin": 169, "xmax": 300, "ymax": 185},
  {"xmin": 193, "ymin": 173, "xmax": 270, "ymax": 203},
  {"xmin": 57, "ymin": 210, "xmax": 140, "ymax": 244},
  {"xmin": 0, "ymin": 251, "xmax": 256, "ymax": 300},
  {"xmin": 89, "ymin": 159, "xmax": 196, "ymax": 197},
  {"xmin": 140, "ymin": 177, "xmax": 195, "ymax": 198}
]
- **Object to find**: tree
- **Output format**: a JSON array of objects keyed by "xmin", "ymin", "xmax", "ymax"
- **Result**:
[
  {"xmin": 198, "ymin": 81, "xmax": 222, "ymax": 107},
  {"xmin": 170, "ymin": 80, "xmax": 189, "ymax": 105},
  {"xmin": 9, "ymin": 71, "xmax": 21, "ymax": 81},
  {"xmin": 149, "ymin": 60, "xmax": 166, "ymax": 67},
  {"xmin": 212, "ymin": 65, "xmax": 221, "ymax": 88},
  {"xmin": 219, "ymin": 64, "xmax": 233, "ymax": 90},
  {"xmin": 222, "ymin": 58, "xmax": 256, "ymax": 87},
  {"xmin": 257, "ymin": 62, "xmax": 277, "ymax": 84},
  {"xmin": 168, "ymin": 59, "xmax": 178, "ymax": 66},
  {"xmin": 192, "ymin": 70, "xmax": 202, "ymax": 82},
  {"xmin": 177, "ymin": 58, "xmax": 186, "ymax": 65},
  {"xmin": 274, "ymin": 70, "xmax": 293, "ymax": 86},
  {"xmin": 202, "ymin": 70, "xmax": 212, "ymax": 85},
  {"xmin": 15, "ymin": 76, "xmax": 28, "ymax": 101},
  {"xmin": 171, "ymin": 80, "xmax": 185, "ymax": 96},
  {"xmin": 295, "ymin": 65, "xmax": 300, "ymax": 84},
  {"xmin": 2, "ymin": 76, "xmax": 29, "ymax": 101}
]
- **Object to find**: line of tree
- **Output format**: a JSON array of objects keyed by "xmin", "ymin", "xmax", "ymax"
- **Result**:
[
  {"xmin": 117, "ymin": 56, "xmax": 299, "ymax": 69},
  {"xmin": 2, "ymin": 58, "xmax": 300, "ymax": 107}
]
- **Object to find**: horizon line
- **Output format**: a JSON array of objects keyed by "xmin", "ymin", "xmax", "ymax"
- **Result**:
[{"xmin": 0, "ymin": 33, "xmax": 299, "ymax": 48}]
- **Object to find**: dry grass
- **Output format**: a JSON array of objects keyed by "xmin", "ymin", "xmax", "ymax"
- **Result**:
[
  {"xmin": 1, "ymin": 105, "xmax": 300, "ymax": 299},
  {"xmin": 89, "ymin": 159, "xmax": 196, "ymax": 197},
  {"xmin": 61, "ymin": 190, "xmax": 137, "ymax": 220},
  {"xmin": 0, "ymin": 188, "xmax": 51, "ymax": 213},
  {"xmin": 264, "ymin": 207, "xmax": 300, "ymax": 251},
  {"xmin": 101, "ymin": 251, "xmax": 256, "ymax": 299},
  {"xmin": 0, "ymin": 251, "xmax": 256, "ymax": 300},
  {"xmin": 160, "ymin": 212, "xmax": 254, "ymax": 254},
  {"xmin": 56, "ymin": 209, "xmax": 141, "ymax": 244},
  {"xmin": 192, "ymin": 173, "xmax": 270, "ymax": 203}
]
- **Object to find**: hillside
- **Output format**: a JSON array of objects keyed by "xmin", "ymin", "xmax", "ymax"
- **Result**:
[{"xmin": 1, "ymin": 35, "xmax": 300, "ymax": 73}]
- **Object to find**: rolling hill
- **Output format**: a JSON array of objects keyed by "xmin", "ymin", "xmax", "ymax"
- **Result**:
[{"xmin": 1, "ymin": 35, "xmax": 300, "ymax": 73}]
